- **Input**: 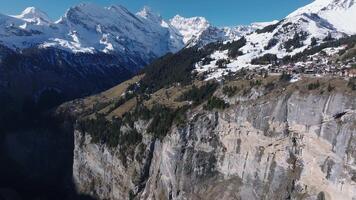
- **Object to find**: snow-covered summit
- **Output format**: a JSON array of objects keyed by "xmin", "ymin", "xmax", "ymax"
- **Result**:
[
  {"xmin": 1, "ymin": 4, "xmax": 186, "ymax": 57},
  {"xmin": 2, "ymin": 0, "xmax": 353, "ymax": 72},
  {"xmin": 0, "ymin": 3, "xmax": 259, "ymax": 57},
  {"xmin": 169, "ymin": 15, "xmax": 269, "ymax": 47},
  {"xmin": 170, "ymin": 15, "xmax": 210, "ymax": 43},
  {"xmin": 0, "ymin": 3, "xmax": 274, "ymax": 56},
  {"xmin": 13, "ymin": 7, "xmax": 51, "ymax": 25}
]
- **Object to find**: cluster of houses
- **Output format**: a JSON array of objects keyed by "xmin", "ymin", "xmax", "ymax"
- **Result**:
[
  {"xmin": 268, "ymin": 63, "xmax": 356, "ymax": 78},
  {"xmin": 266, "ymin": 50, "xmax": 356, "ymax": 78},
  {"xmin": 197, "ymin": 46, "xmax": 356, "ymax": 80}
]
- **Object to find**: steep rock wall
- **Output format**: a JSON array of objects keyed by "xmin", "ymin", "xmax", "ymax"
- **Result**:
[{"xmin": 73, "ymin": 92, "xmax": 356, "ymax": 200}]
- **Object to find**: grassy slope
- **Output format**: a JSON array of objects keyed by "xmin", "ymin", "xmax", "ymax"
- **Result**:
[{"xmin": 60, "ymin": 72, "xmax": 356, "ymax": 121}]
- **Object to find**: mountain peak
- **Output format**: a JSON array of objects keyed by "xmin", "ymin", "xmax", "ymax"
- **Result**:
[
  {"xmin": 14, "ymin": 7, "xmax": 51, "ymax": 25},
  {"xmin": 63, "ymin": 3, "xmax": 140, "ymax": 24},
  {"xmin": 136, "ymin": 6, "xmax": 162, "ymax": 22},
  {"xmin": 170, "ymin": 15, "xmax": 211, "ymax": 43},
  {"xmin": 171, "ymin": 15, "xmax": 209, "ymax": 26},
  {"xmin": 138, "ymin": 6, "xmax": 152, "ymax": 15},
  {"xmin": 22, "ymin": 7, "xmax": 36, "ymax": 13},
  {"xmin": 62, "ymin": 3, "xmax": 111, "ymax": 25}
]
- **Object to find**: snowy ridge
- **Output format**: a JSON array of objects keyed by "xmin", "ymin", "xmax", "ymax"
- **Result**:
[
  {"xmin": 170, "ymin": 15, "xmax": 270, "ymax": 47},
  {"xmin": 0, "ymin": 4, "xmax": 182, "ymax": 59},
  {"xmin": 12, "ymin": 7, "xmax": 52, "ymax": 25},
  {"xmin": 170, "ymin": 15, "xmax": 210, "ymax": 44},
  {"xmin": 0, "ymin": 3, "xmax": 262, "ymax": 59},
  {"xmin": 46, "ymin": 3, "xmax": 184, "ymax": 56},
  {"xmin": 1, "ymin": 0, "xmax": 354, "ymax": 76},
  {"xmin": 195, "ymin": 0, "xmax": 356, "ymax": 80},
  {"xmin": 288, "ymin": 0, "xmax": 356, "ymax": 34}
]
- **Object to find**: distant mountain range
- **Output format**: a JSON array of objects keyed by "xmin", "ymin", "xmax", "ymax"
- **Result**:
[
  {"xmin": 1, "ymin": 0, "xmax": 355, "ymax": 126},
  {"xmin": 0, "ymin": 3, "xmax": 268, "ymax": 130},
  {"xmin": 0, "ymin": 4, "xmax": 267, "ymax": 60},
  {"xmin": 59, "ymin": 1, "xmax": 356, "ymax": 200},
  {"xmin": 1, "ymin": 1, "xmax": 356, "ymax": 199}
]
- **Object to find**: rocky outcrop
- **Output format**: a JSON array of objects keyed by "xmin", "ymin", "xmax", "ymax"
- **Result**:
[{"xmin": 73, "ymin": 91, "xmax": 356, "ymax": 200}]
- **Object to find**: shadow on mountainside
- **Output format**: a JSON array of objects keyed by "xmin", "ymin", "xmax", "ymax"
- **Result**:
[{"xmin": 0, "ymin": 108, "xmax": 97, "ymax": 200}]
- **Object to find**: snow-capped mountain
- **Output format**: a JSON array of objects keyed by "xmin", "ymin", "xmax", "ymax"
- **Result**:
[
  {"xmin": 170, "ymin": 15, "xmax": 210, "ymax": 44},
  {"xmin": 0, "ymin": 4, "xmax": 264, "ymax": 58},
  {"xmin": 0, "ymin": 3, "xmax": 186, "ymax": 63},
  {"xmin": 54, "ymin": 4, "xmax": 185, "ymax": 57},
  {"xmin": 12, "ymin": 7, "xmax": 51, "ymax": 25},
  {"xmin": 0, "ymin": 3, "xmax": 265, "ymax": 112},
  {"xmin": 254, "ymin": 0, "xmax": 356, "ymax": 54},
  {"xmin": 288, "ymin": 0, "xmax": 356, "ymax": 34},
  {"xmin": 195, "ymin": 0, "xmax": 356, "ymax": 79},
  {"xmin": 2, "ymin": 0, "xmax": 354, "ymax": 112},
  {"xmin": 170, "ymin": 15, "xmax": 273, "ymax": 47}
]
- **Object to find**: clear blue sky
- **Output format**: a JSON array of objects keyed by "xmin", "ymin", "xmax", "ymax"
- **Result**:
[{"xmin": 0, "ymin": 0, "xmax": 313, "ymax": 26}]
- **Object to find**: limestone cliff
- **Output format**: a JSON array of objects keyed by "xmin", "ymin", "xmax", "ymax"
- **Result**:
[{"xmin": 72, "ymin": 81, "xmax": 356, "ymax": 200}]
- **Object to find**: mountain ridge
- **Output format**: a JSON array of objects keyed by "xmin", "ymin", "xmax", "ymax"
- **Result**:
[
  {"xmin": 193, "ymin": 0, "xmax": 356, "ymax": 80},
  {"xmin": 0, "ymin": 3, "xmax": 268, "ymax": 57},
  {"xmin": 0, "ymin": 3, "xmax": 266, "ymax": 135},
  {"xmin": 2, "ymin": 1, "xmax": 356, "ymax": 199}
]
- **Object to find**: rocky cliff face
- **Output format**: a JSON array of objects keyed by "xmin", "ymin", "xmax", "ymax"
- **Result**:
[{"xmin": 73, "ymin": 90, "xmax": 356, "ymax": 200}]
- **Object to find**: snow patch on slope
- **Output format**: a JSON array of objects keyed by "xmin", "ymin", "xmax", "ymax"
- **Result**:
[
  {"xmin": 289, "ymin": 0, "xmax": 356, "ymax": 34},
  {"xmin": 194, "ymin": 0, "xmax": 356, "ymax": 80}
]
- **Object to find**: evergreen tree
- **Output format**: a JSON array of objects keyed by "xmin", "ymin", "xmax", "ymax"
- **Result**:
[{"xmin": 311, "ymin": 37, "xmax": 317, "ymax": 46}]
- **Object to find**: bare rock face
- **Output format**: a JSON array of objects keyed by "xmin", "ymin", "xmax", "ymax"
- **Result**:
[{"xmin": 73, "ymin": 91, "xmax": 356, "ymax": 200}]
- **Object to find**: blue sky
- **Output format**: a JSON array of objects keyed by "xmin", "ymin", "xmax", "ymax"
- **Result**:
[{"xmin": 0, "ymin": 0, "xmax": 313, "ymax": 26}]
